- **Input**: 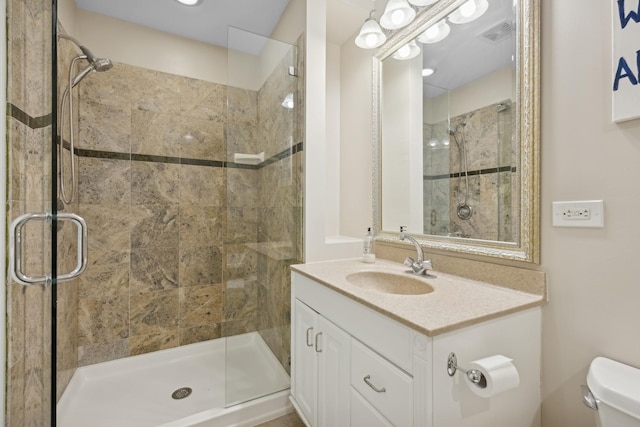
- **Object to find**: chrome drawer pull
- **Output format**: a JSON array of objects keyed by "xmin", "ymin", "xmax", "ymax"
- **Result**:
[
  {"xmin": 315, "ymin": 332, "xmax": 323, "ymax": 352},
  {"xmin": 363, "ymin": 375, "xmax": 386, "ymax": 393},
  {"xmin": 306, "ymin": 327, "xmax": 314, "ymax": 347}
]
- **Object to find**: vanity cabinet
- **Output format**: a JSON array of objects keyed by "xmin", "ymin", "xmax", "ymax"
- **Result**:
[
  {"xmin": 291, "ymin": 264, "xmax": 542, "ymax": 427},
  {"xmin": 293, "ymin": 299, "xmax": 350, "ymax": 426},
  {"xmin": 291, "ymin": 272, "xmax": 430, "ymax": 427}
]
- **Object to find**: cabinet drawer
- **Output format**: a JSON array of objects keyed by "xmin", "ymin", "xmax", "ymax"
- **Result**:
[
  {"xmin": 350, "ymin": 387, "xmax": 393, "ymax": 427},
  {"xmin": 351, "ymin": 339, "xmax": 413, "ymax": 427}
]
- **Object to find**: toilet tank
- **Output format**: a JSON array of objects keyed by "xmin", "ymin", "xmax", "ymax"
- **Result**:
[{"xmin": 587, "ymin": 357, "xmax": 640, "ymax": 427}]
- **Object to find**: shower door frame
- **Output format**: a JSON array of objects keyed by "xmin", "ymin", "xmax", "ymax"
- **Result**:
[
  {"xmin": 0, "ymin": 0, "xmax": 7, "ymax": 424},
  {"xmin": 50, "ymin": 0, "xmax": 60, "ymax": 424}
]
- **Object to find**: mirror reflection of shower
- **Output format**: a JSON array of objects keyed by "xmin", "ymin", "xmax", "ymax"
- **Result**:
[
  {"xmin": 449, "ymin": 113, "xmax": 473, "ymax": 221},
  {"xmin": 57, "ymin": 34, "xmax": 113, "ymax": 204}
]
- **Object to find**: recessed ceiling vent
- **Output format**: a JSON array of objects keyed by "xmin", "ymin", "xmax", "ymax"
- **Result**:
[{"xmin": 477, "ymin": 20, "xmax": 514, "ymax": 44}]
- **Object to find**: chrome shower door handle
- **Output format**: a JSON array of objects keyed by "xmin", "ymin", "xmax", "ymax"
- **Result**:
[
  {"xmin": 9, "ymin": 212, "xmax": 88, "ymax": 286},
  {"xmin": 56, "ymin": 213, "xmax": 88, "ymax": 283},
  {"xmin": 10, "ymin": 212, "xmax": 52, "ymax": 286}
]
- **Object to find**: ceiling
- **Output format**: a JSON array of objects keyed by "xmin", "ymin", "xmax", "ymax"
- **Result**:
[
  {"xmin": 74, "ymin": 0, "xmax": 291, "ymax": 55},
  {"xmin": 420, "ymin": 0, "xmax": 515, "ymax": 97},
  {"xmin": 75, "ymin": 0, "xmax": 370, "ymax": 54},
  {"xmin": 73, "ymin": 0, "xmax": 512, "ymax": 95}
]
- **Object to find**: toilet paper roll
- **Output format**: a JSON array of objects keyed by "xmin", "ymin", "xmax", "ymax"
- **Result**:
[{"xmin": 466, "ymin": 355, "xmax": 520, "ymax": 398}]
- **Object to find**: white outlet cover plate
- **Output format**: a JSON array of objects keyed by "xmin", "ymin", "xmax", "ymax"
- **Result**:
[{"xmin": 552, "ymin": 200, "xmax": 604, "ymax": 228}]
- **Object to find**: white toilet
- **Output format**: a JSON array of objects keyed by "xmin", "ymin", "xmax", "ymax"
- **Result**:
[{"xmin": 583, "ymin": 357, "xmax": 640, "ymax": 426}]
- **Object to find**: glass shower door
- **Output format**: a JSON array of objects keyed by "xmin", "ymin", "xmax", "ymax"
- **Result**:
[
  {"xmin": 5, "ymin": 1, "xmax": 60, "ymax": 425},
  {"xmin": 225, "ymin": 27, "xmax": 301, "ymax": 407}
]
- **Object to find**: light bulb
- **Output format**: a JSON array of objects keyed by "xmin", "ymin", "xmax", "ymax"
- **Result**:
[
  {"xmin": 392, "ymin": 40, "xmax": 421, "ymax": 60},
  {"xmin": 408, "ymin": 0, "xmax": 438, "ymax": 5},
  {"xmin": 418, "ymin": 20, "xmax": 450, "ymax": 44},
  {"xmin": 175, "ymin": 0, "xmax": 201, "ymax": 5},
  {"xmin": 365, "ymin": 34, "xmax": 378, "ymax": 47},
  {"xmin": 447, "ymin": 0, "xmax": 488, "ymax": 24},
  {"xmin": 422, "ymin": 68, "xmax": 435, "ymax": 77},
  {"xmin": 380, "ymin": 0, "xmax": 416, "ymax": 30},
  {"xmin": 399, "ymin": 45, "xmax": 411, "ymax": 58},
  {"xmin": 460, "ymin": 0, "xmax": 477, "ymax": 17},
  {"xmin": 443, "ymin": 140, "xmax": 450, "ymax": 146},
  {"xmin": 355, "ymin": 17, "xmax": 387, "ymax": 49},
  {"xmin": 391, "ymin": 9, "xmax": 407, "ymax": 25}
]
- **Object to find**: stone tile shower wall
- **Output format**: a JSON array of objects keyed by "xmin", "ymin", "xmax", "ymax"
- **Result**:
[
  {"xmin": 75, "ymin": 52, "xmax": 302, "ymax": 368},
  {"xmin": 423, "ymin": 101, "xmax": 515, "ymax": 241},
  {"xmin": 6, "ymin": 0, "xmax": 54, "ymax": 424}
]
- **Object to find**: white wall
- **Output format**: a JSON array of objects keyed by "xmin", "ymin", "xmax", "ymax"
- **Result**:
[
  {"xmin": 540, "ymin": 1, "xmax": 640, "ymax": 425},
  {"xmin": 339, "ymin": 36, "xmax": 374, "ymax": 238},
  {"xmin": 425, "ymin": 66, "xmax": 516, "ymax": 124},
  {"xmin": 381, "ymin": 55, "xmax": 424, "ymax": 233},
  {"xmin": 74, "ymin": 8, "xmax": 228, "ymax": 85},
  {"xmin": 326, "ymin": 42, "xmax": 341, "ymax": 236},
  {"xmin": 304, "ymin": 0, "xmax": 363, "ymax": 262}
]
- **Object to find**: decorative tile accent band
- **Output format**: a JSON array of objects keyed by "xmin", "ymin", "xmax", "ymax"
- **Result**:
[
  {"xmin": 8, "ymin": 103, "xmax": 53, "ymax": 129},
  {"xmin": 9, "ymin": 102, "xmax": 305, "ymax": 169},
  {"xmin": 424, "ymin": 166, "xmax": 516, "ymax": 181},
  {"xmin": 60, "ymin": 140, "xmax": 304, "ymax": 170}
]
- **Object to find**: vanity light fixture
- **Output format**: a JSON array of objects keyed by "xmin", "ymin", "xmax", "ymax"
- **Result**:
[
  {"xmin": 392, "ymin": 39, "xmax": 421, "ymax": 60},
  {"xmin": 355, "ymin": 11, "xmax": 387, "ymax": 49},
  {"xmin": 174, "ymin": 0, "xmax": 202, "ymax": 5},
  {"xmin": 417, "ymin": 19, "xmax": 450, "ymax": 43},
  {"xmin": 448, "ymin": 0, "xmax": 489, "ymax": 24},
  {"xmin": 380, "ymin": 0, "xmax": 416, "ymax": 30},
  {"xmin": 408, "ymin": 0, "xmax": 439, "ymax": 6},
  {"xmin": 422, "ymin": 67, "xmax": 435, "ymax": 76}
]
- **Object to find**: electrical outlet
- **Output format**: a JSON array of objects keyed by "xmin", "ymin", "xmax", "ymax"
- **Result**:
[{"xmin": 552, "ymin": 200, "xmax": 604, "ymax": 228}]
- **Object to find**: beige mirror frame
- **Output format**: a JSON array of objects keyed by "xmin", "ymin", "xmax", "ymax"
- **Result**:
[{"xmin": 372, "ymin": 0, "xmax": 540, "ymax": 264}]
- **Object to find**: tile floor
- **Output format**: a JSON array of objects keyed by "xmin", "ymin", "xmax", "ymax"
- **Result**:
[{"xmin": 254, "ymin": 412, "xmax": 305, "ymax": 427}]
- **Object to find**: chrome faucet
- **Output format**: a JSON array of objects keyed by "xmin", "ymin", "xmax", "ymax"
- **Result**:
[{"xmin": 399, "ymin": 226, "xmax": 434, "ymax": 277}]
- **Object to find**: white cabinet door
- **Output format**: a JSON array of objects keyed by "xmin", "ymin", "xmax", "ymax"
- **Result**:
[
  {"xmin": 294, "ymin": 299, "xmax": 319, "ymax": 425},
  {"xmin": 317, "ymin": 315, "xmax": 351, "ymax": 427}
]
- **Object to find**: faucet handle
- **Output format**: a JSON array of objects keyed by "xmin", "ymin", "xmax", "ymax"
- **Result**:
[
  {"xmin": 423, "ymin": 259, "xmax": 433, "ymax": 270},
  {"xmin": 403, "ymin": 257, "xmax": 415, "ymax": 267}
]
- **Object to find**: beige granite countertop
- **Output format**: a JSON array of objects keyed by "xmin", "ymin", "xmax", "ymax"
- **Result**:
[{"xmin": 291, "ymin": 258, "xmax": 544, "ymax": 337}]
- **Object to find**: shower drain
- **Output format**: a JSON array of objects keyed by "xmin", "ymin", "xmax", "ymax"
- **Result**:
[{"xmin": 171, "ymin": 387, "xmax": 193, "ymax": 400}]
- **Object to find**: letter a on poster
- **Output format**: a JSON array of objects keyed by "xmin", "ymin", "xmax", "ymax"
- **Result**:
[{"xmin": 613, "ymin": 0, "xmax": 640, "ymax": 122}]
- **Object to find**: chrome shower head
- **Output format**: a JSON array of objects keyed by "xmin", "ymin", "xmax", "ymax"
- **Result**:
[
  {"xmin": 59, "ymin": 33, "xmax": 113, "ymax": 87},
  {"xmin": 92, "ymin": 57, "xmax": 113, "ymax": 72},
  {"xmin": 71, "ymin": 57, "xmax": 113, "ymax": 87}
]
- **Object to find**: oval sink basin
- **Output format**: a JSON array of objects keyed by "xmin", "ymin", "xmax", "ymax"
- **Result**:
[{"xmin": 346, "ymin": 271, "xmax": 434, "ymax": 295}]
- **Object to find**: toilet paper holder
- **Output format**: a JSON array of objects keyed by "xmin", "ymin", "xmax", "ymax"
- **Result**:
[{"xmin": 447, "ymin": 352, "xmax": 487, "ymax": 388}]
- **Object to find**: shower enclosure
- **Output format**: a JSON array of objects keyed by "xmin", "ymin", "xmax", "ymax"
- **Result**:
[{"xmin": 5, "ymin": 1, "xmax": 303, "ymax": 425}]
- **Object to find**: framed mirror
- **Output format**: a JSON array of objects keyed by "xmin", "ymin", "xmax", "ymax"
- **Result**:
[{"xmin": 372, "ymin": 0, "xmax": 539, "ymax": 263}]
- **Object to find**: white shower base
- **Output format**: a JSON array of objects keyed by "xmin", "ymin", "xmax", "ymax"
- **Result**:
[{"xmin": 57, "ymin": 332, "xmax": 292, "ymax": 427}]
